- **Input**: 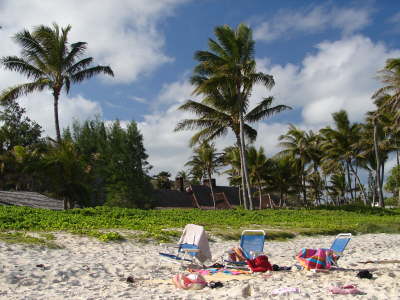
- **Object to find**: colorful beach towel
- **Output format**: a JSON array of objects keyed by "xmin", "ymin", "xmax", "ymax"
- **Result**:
[
  {"xmin": 189, "ymin": 268, "xmax": 251, "ymax": 276},
  {"xmin": 296, "ymin": 248, "xmax": 334, "ymax": 270}
]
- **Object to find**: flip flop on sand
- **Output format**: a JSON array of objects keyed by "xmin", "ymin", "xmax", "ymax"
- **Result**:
[{"xmin": 329, "ymin": 285, "xmax": 363, "ymax": 295}]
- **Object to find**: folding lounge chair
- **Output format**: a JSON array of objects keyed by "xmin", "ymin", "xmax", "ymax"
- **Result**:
[
  {"xmin": 295, "ymin": 233, "xmax": 352, "ymax": 270},
  {"xmin": 224, "ymin": 230, "xmax": 266, "ymax": 267},
  {"xmin": 159, "ymin": 224, "xmax": 211, "ymax": 266},
  {"xmin": 328, "ymin": 233, "xmax": 352, "ymax": 266}
]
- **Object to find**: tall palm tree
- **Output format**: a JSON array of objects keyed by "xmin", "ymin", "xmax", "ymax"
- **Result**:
[
  {"xmin": 222, "ymin": 146, "xmax": 243, "ymax": 206},
  {"xmin": 0, "ymin": 23, "xmax": 114, "ymax": 142},
  {"xmin": 247, "ymin": 146, "xmax": 270, "ymax": 209},
  {"xmin": 361, "ymin": 106, "xmax": 392, "ymax": 207},
  {"xmin": 185, "ymin": 142, "xmax": 221, "ymax": 208},
  {"xmin": 320, "ymin": 111, "xmax": 365, "ymax": 203},
  {"xmin": 177, "ymin": 23, "xmax": 290, "ymax": 209},
  {"xmin": 176, "ymin": 89, "xmax": 288, "ymax": 208},
  {"xmin": 278, "ymin": 125, "xmax": 309, "ymax": 205}
]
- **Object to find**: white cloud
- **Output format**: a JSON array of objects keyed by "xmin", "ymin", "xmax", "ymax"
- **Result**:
[
  {"xmin": 255, "ymin": 35, "xmax": 400, "ymax": 125},
  {"xmin": 157, "ymin": 77, "xmax": 195, "ymax": 105},
  {"xmin": 254, "ymin": 4, "xmax": 372, "ymax": 42},
  {"xmin": 129, "ymin": 96, "xmax": 147, "ymax": 104},
  {"xmin": 18, "ymin": 93, "xmax": 102, "ymax": 138},
  {"xmin": 0, "ymin": 0, "xmax": 188, "ymax": 83}
]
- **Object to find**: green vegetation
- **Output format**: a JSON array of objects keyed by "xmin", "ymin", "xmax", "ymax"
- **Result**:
[
  {"xmin": 0, "ymin": 232, "xmax": 62, "ymax": 249},
  {"xmin": 0, "ymin": 206, "xmax": 399, "ymax": 243}
]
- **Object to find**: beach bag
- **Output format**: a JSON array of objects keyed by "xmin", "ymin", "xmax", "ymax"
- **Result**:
[
  {"xmin": 246, "ymin": 255, "xmax": 273, "ymax": 272},
  {"xmin": 172, "ymin": 273, "xmax": 207, "ymax": 290}
]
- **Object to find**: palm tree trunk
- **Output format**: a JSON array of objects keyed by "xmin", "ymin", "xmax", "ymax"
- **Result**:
[
  {"xmin": 236, "ymin": 136, "xmax": 248, "ymax": 209},
  {"xmin": 238, "ymin": 185, "xmax": 243, "ymax": 207},
  {"xmin": 239, "ymin": 114, "xmax": 253, "ymax": 210},
  {"xmin": 53, "ymin": 90, "xmax": 62, "ymax": 143},
  {"xmin": 373, "ymin": 121, "xmax": 384, "ymax": 207},
  {"xmin": 302, "ymin": 173, "xmax": 307, "ymax": 206},
  {"xmin": 346, "ymin": 161, "xmax": 354, "ymax": 202},
  {"xmin": 207, "ymin": 168, "xmax": 216, "ymax": 209},
  {"xmin": 397, "ymin": 147, "xmax": 400, "ymax": 206}
]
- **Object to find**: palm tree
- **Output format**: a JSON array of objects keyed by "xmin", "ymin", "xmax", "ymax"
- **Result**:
[
  {"xmin": 0, "ymin": 23, "xmax": 114, "ymax": 142},
  {"xmin": 177, "ymin": 24, "xmax": 290, "ymax": 209},
  {"xmin": 247, "ymin": 146, "xmax": 270, "ymax": 209},
  {"xmin": 361, "ymin": 106, "xmax": 392, "ymax": 207},
  {"xmin": 222, "ymin": 146, "xmax": 243, "ymax": 206},
  {"xmin": 278, "ymin": 125, "xmax": 309, "ymax": 205},
  {"xmin": 374, "ymin": 58, "xmax": 400, "ymax": 123},
  {"xmin": 320, "ymin": 111, "xmax": 366, "ymax": 204},
  {"xmin": 176, "ymin": 89, "xmax": 288, "ymax": 208},
  {"xmin": 266, "ymin": 155, "xmax": 297, "ymax": 207},
  {"xmin": 185, "ymin": 142, "xmax": 221, "ymax": 208}
]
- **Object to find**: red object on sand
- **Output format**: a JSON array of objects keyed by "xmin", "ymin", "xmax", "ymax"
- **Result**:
[{"xmin": 246, "ymin": 255, "xmax": 273, "ymax": 272}]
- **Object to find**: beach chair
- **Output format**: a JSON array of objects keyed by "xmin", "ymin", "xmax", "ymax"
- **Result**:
[
  {"xmin": 159, "ymin": 224, "xmax": 211, "ymax": 266},
  {"xmin": 329, "ymin": 233, "xmax": 352, "ymax": 266},
  {"xmin": 224, "ymin": 230, "xmax": 266, "ymax": 267}
]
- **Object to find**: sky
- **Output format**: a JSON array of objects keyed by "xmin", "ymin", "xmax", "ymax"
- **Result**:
[{"xmin": 0, "ymin": 0, "xmax": 400, "ymax": 184}]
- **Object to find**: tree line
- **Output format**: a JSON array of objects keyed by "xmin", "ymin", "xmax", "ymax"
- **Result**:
[
  {"xmin": 0, "ymin": 24, "xmax": 152, "ymax": 208},
  {"xmin": 1, "ymin": 22, "xmax": 399, "ymax": 209}
]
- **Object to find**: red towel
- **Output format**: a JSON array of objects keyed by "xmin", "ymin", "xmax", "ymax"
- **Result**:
[{"xmin": 246, "ymin": 255, "xmax": 272, "ymax": 272}]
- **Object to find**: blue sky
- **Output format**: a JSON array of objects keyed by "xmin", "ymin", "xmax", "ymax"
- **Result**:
[{"xmin": 0, "ymin": 0, "xmax": 400, "ymax": 181}]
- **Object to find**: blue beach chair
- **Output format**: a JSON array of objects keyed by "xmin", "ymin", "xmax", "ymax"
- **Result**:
[
  {"xmin": 224, "ymin": 230, "xmax": 266, "ymax": 267},
  {"xmin": 329, "ymin": 233, "xmax": 352, "ymax": 266}
]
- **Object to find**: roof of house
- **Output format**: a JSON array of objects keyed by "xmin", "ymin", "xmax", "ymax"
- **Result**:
[
  {"xmin": 0, "ymin": 191, "xmax": 64, "ymax": 210},
  {"xmin": 191, "ymin": 184, "xmax": 260, "ymax": 207},
  {"xmin": 151, "ymin": 189, "xmax": 194, "ymax": 208}
]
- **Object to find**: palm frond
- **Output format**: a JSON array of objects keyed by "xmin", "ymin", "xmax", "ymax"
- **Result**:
[
  {"xmin": 243, "ymin": 124, "xmax": 257, "ymax": 142},
  {"xmin": 245, "ymin": 97, "xmax": 291, "ymax": 122},
  {"xmin": 67, "ymin": 57, "xmax": 93, "ymax": 74},
  {"xmin": 71, "ymin": 65, "xmax": 114, "ymax": 82},
  {"xmin": 0, "ymin": 79, "xmax": 50, "ymax": 103},
  {"xmin": 1, "ymin": 56, "xmax": 44, "ymax": 78},
  {"xmin": 64, "ymin": 42, "xmax": 88, "ymax": 68}
]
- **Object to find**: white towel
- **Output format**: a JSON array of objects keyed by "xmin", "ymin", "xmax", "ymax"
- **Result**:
[{"xmin": 178, "ymin": 224, "xmax": 212, "ymax": 263}]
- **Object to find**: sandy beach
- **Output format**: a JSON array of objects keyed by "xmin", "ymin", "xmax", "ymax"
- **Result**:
[{"xmin": 0, "ymin": 232, "xmax": 399, "ymax": 299}]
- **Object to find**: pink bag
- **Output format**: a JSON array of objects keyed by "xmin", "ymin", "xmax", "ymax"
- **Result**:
[{"xmin": 172, "ymin": 273, "xmax": 207, "ymax": 290}]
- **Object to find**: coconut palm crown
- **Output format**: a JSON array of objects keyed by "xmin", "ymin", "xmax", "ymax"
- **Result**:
[{"xmin": 0, "ymin": 23, "xmax": 114, "ymax": 142}]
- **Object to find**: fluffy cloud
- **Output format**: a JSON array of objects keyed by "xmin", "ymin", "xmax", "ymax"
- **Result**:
[
  {"xmin": 0, "ymin": 0, "xmax": 187, "ymax": 83},
  {"xmin": 254, "ymin": 4, "xmax": 372, "ymax": 42},
  {"xmin": 255, "ymin": 35, "xmax": 400, "ymax": 125},
  {"xmin": 18, "ymin": 92, "xmax": 102, "ymax": 138}
]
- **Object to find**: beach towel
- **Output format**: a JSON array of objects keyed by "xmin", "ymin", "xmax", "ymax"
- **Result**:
[
  {"xmin": 178, "ymin": 224, "xmax": 212, "ymax": 263},
  {"xmin": 189, "ymin": 268, "xmax": 251, "ymax": 276},
  {"xmin": 296, "ymin": 248, "xmax": 334, "ymax": 270}
]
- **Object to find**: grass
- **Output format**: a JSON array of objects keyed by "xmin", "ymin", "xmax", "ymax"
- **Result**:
[
  {"xmin": 0, "ymin": 232, "xmax": 62, "ymax": 249},
  {"xmin": 0, "ymin": 205, "xmax": 399, "ymax": 243}
]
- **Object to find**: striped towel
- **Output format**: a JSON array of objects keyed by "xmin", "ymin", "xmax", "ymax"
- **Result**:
[{"xmin": 296, "ymin": 248, "xmax": 334, "ymax": 270}]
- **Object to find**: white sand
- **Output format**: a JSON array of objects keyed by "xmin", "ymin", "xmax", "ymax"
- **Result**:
[{"xmin": 0, "ymin": 232, "xmax": 399, "ymax": 299}]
